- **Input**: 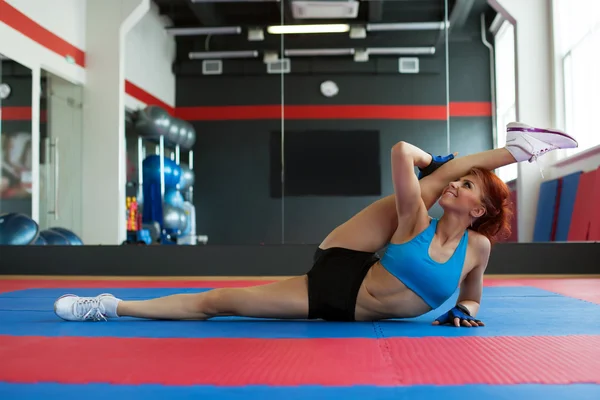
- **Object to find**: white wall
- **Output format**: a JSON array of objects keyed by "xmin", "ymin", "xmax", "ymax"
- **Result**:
[
  {"xmin": 5, "ymin": 0, "xmax": 87, "ymax": 51},
  {"xmin": 125, "ymin": 1, "xmax": 175, "ymax": 109},
  {"xmin": 0, "ymin": 0, "xmax": 86, "ymax": 84}
]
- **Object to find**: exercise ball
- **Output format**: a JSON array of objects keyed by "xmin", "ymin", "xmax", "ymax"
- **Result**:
[
  {"xmin": 182, "ymin": 122, "xmax": 196, "ymax": 150},
  {"xmin": 164, "ymin": 188, "xmax": 184, "ymax": 207},
  {"xmin": 134, "ymin": 106, "xmax": 171, "ymax": 140},
  {"xmin": 142, "ymin": 155, "xmax": 182, "ymax": 189},
  {"xmin": 166, "ymin": 118, "xmax": 181, "ymax": 146},
  {"xmin": 179, "ymin": 164, "xmax": 195, "ymax": 191},
  {"xmin": 177, "ymin": 121, "xmax": 189, "ymax": 147},
  {"xmin": 49, "ymin": 227, "xmax": 84, "ymax": 245},
  {"xmin": 33, "ymin": 234, "xmax": 47, "ymax": 245},
  {"xmin": 163, "ymin": 204, "xmax": 187, "ymax": 232},
  {"xmin": 0, "ymin": 213, "xmax": 39, "ymax": 245},
  {"xmin": 39, "ymin": 229, "xmax": 70, "ymax": 245}
]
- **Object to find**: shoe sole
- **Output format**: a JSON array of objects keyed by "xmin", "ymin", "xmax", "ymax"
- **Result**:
[{"xmin": 507, "ymin": 123, "xmax": 578, "ymax": 148}]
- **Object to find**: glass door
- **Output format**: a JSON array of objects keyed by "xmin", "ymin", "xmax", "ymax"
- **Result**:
[{"xmin": 38, "ymin": 70, "xmax": 84, "ymax": 238}]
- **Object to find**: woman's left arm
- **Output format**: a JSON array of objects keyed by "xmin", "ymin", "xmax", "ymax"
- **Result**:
[{"xmin": 433, "ymin": 236, "xmax": 491, "ymax": 327}]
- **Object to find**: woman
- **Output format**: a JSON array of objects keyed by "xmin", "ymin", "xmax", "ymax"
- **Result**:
[{"xmin": 54, "ymin": 122, "xmax": 578, "ymax": 327}]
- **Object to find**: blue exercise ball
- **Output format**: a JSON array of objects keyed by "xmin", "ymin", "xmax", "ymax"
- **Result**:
[
  {"xmin": 164, "ymin": 188, "xmax": 184, "ymax": 207},
  {"xmin": 32, "ymin": 234, "xmax": 48, "ymax": 245},
  {"xmin": 49, "ymin": 227, "xmax": 84, "ymax": 245},
  {"xmin": 0, "ymin": 213, "xmax": 39, "ymax": 245},
  {"xmin": 39, "ymin": 229, "xmax": 70, "ymax": 245},
  {"xmin": 142, "ymin": 155, "xmax": 181, "ymax": 189}
]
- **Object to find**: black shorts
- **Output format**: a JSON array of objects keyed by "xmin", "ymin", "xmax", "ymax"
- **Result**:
[{"xmin": 307, "ymin": 247, "xmax": 380, "ymax": 322}]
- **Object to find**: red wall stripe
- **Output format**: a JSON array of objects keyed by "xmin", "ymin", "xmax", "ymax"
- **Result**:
[
  {"xmin": 0, "ymin": 107, "xmax": 47, "ymax": 121},
  {"xmin": 0, "ymin": 0, "xmax": 85, "ymax": 67},
  {"xmin": 124, "ymin": 81, "xmax": 174, "ymax": 114},
  {"xmin": 0, "ymin": 106, "xmax": 32, "ymax": 120},
  {"xmin": 175, "ymin": 102, "xmax": 492, "ymax": 121},
  {"xmin": 449, "ymin": 101, "xmax": 492, "ymax": 117}
]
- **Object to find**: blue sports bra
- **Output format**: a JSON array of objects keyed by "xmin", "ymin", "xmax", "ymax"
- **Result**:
[{"xmin": 380, "ymin": 218, "xmax": 468, "ymax": 309}]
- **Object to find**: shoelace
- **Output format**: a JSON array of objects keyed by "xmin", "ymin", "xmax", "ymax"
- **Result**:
[
  {"xmin": 73, "ymin": 297, "xmax": 107, "ymax": 321},
  {"xmin": 523, "ymin": 136, "xmax": 555, "ymax": 179}
]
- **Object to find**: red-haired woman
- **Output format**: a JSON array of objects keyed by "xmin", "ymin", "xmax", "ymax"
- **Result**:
[{"xmin": 54, "ymin": 123, "xmax": 577, "ymax": 327}]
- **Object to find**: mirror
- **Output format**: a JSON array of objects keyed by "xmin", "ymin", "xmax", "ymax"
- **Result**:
[{"xmin": 0, "ymin": 54, "xmax": 33, "ymax": 216}]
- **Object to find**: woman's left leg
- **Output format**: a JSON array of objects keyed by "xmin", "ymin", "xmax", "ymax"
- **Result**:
[{"xmin": 54, "ymin": 276, "xmax": 309, "ymax": 321}]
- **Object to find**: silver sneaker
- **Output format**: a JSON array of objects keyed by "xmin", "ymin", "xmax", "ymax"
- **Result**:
[{"xmin": 54, "ymin": 293, "xmax": 115, "ymax": 321}]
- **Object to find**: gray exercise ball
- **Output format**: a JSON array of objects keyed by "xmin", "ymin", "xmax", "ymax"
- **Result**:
[
  {"xmin": 176, "ymin": 121, "xmax": 189, "ymax": 147},
  {"xmin": 166, "ymin": 117, "xmax": 181, "ymax": 147},
  {"xmin": 181, "ymin": 121, "xmax": 196, "ymax": 150},
  {"xmin": 178, "ymin": 164, "xmax": 195, "ymax": 190},
  {"xmin": 163, "ymin": 204, "xmax": 188, "ymax": 233},
  {"xmin": 135, "ymin": 106, "xmax": 171, "ymax": 140}
]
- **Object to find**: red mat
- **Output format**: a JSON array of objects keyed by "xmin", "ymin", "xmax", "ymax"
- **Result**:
[{"xmin": 1, "ymin": 335, "xmax": 599, "ymax": 386}]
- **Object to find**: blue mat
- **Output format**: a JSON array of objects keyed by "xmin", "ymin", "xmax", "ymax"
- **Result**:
[
  {"xmin": 533, "ymin": 179, "xmax": 560, "ymax": 242},
  {"xmin": 1, "ymin": 287, "xmax": 599, "ymax": 338},
  {"xmin": 555, "ymin": 171, "xmax": 582, "ymax": 241},
  {"xmin": 1, "ymin": 383, "xmax": 600, "ymax": 400}
]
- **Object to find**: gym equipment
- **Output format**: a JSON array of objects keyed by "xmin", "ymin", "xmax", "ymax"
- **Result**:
[
  {"xmin": 0, "ymin": 213, "xmax": 39, "ymax": 245},
  {"xmin": 164, "ymin": 188, "xmax": 184, "ymax": 207},
  {"xmin": 32, "ymin": 235, "xmax": 48, "ymax": 245},
  {"xmin": 163, "ymin": 204, "xmax": 188, "ymax": 233},
  {"xmin": 177, "ymin": 120, "xmax": 189, "ymax": 147},
  {"xmin": 166, "ymin": 118, "xmax": 181, "ymax": 146},
  {"xmin": 49, "ymin": 227, "xmax": 84, "ymax": 245},
  {"xmin": 134, "ymin": 106, "xmax": 171, "ymax": 140},
  {"xmin": 39, "ymin": 229, "xmax": 70, "ymax": 245},
  {"xmin": 177, "ymin": 201, "xmax": 197, "ymax": 245},
  {"xmin": 179, "ymin": 164, "xmax": 195, "ymax": 191},
  {"xmin": 142, "ymin": 155, "xmax": 182, "ymax": 189},
  {"xmin": 180, "ymin": 121, "xmax": 197, "ymax": 150}
]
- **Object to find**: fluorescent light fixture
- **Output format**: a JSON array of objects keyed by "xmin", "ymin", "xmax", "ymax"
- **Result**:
[
  {"xmin": 189, "ymin": 51, "xmax": 259, "ymax": 60},
  {"xmin": 366, "ymin": 22, "xmax": 448, "ymax": 31},
  {"xmin": 267, "ymin": 24, "xmax": 350, "ymax": 34},
  {"xmin": 367, "ymin": 47, "xmax": 436, "ymax": 55},
  {"xmin": 284, "ymin": 48, "xmax": 354, "ymax": 57},
  {"xmin": 192, "ymin": 0, "xmax": 279, "ymax": 2},
  {"xmin": 167, "ymin": 26, "xmax": 241, "ymax": 36}
]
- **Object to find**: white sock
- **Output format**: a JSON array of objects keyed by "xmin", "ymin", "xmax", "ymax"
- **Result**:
[{"xmin": 102, "ymin": 296, "xmax": 122, "ymax": 318}]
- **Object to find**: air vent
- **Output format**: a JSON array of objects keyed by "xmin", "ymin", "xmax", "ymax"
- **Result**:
[
  {"xmin": 399, "ymin": 57, "xmax": 419, "ymax": 74},
  {"xmin": 202, "ymin": 60, "xmax": 222, "ymax": 75},
  {"xmin": 267, "ymin": 58, "xmax": 290, "ymax": 74},
  {"xmin": 292, "ymin": 1, "xmax": 359, "ymax": 19}
]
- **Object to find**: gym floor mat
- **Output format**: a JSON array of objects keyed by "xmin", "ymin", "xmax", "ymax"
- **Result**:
[{"xmin": 1, "ymin": 277, "xmax": 599, "ymax": 399}]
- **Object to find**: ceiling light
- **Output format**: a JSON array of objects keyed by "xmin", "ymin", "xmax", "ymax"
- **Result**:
[
  {"xmin": 267, "ymin": 24, "xmax": 350, "ymax": 34},
  {"xmin": 367, "ymin": 47, "xmax": 435, "ymax": 55},
  {"xmin": 366, "ymin": 22, "xmax": 448, "ymax": 31},
  {"xmin": 167, "ymin": 26, "xmax": 241, "ymax": 36},
  {"xmin": 189, "ymin": 51, "xmax": 259, "ymax": 60},
  {"xmin": 285, "ymin": 48, "xmax": 354, "ymax": 56}
]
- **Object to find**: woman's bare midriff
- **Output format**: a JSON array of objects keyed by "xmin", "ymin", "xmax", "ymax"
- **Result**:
[{"xmin": 354, "ymin": 261, "xmax": 433, "ymax": 321}]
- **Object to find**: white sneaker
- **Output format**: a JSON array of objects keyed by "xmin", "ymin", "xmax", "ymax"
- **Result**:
[
  {"xmin": 54, "ymin": 293, "xmax": 116, "ymax": 321},
  {"xmin": 505, "ymin": 122, "xmax": 578, "ymax": 162}
]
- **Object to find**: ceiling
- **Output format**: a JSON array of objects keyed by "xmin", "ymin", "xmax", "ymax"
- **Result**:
[{"xmin": 152, "ymin": 0, "xmax": 497, "ymax": 66}]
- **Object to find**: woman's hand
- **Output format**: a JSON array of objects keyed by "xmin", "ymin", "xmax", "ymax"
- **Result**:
[{"xmin": 432, "ymin": 304, "xmax": 485, "ymax": 327}]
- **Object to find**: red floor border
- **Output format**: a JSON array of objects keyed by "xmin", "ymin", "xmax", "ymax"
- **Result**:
[{"xmin": 1, "ymin": 335, "xmax": 599, "ymax": 386}]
